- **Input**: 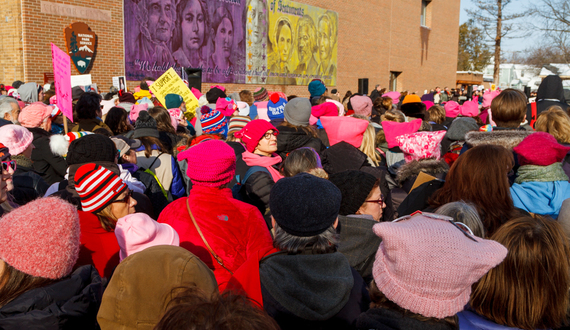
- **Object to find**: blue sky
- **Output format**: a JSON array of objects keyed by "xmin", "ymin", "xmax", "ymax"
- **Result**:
[{"xmin": 459, "ymin": 0, "xmax": 539, "ymax": 55}]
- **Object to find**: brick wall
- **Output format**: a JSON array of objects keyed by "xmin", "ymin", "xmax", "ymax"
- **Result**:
[
  {"xmin": 16, "ymin": 0, "xmax": 460, "ymax": 98},
  {"xmin": 0, "ymin": 0, "xmax": 24, "ymax": 85}
]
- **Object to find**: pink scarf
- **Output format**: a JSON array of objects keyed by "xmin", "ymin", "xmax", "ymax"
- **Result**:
[{"xmin": 242, "ymin": 151, "xmax": 283, "ymax": 183}]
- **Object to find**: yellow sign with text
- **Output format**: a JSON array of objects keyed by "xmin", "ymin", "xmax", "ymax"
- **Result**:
[{"xmin": 149, "ymin": 68, "xmax": 199, "ymax": 117}]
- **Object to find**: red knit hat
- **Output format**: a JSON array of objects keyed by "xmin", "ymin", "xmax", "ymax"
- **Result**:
[
  {"xmin": 234, "ymin": 119, "xmax": 278, "ymax": 153},
  {"xmin": 177, "ymin": 140, "xmax": 236, "ymax": 187},
  {"xmin": 0, "ymin": 197, "xmax": 80, "ymax": 279},
  {"xmin": 514, "ymin": 132, "xmax": 570, "ymax": 166},
  {"xmin": 75, "ymin": 163, "xmax": 128, "ymax": 213}
]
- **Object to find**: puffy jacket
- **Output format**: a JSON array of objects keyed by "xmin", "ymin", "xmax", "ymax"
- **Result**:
[
  {"xmin": 276, "ymin": 125, "xmax": 326, "ymax": 160},
  {"xmin": 0, "ymin": 265, "xmax": 103, "ymax": 330},
  {"xmin": 11, "ymin": 155, "xmax": 49, "ymax": 205},
  {"xmin": 27, "ymin": 127, "xmax": 67, "ymax": 185},
  {"xmin": 158, "ymin": 185, "xmax": 274, "ymax": 287}
]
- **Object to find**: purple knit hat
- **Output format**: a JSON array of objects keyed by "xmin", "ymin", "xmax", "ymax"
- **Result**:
[
  {"xmin": 177, "ymin": 139, "xmax": 236, "ymax": 187},
  {"xmin": 372, "ymin": 214, "xmax": 507, "ymax": 318}
]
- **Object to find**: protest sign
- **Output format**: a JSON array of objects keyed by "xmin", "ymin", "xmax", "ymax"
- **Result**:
[
  {"xmin": 70, "ymin": 74, "xmax": 92, "ymax": 87},
  {"xmin": 50, "ymin": 43, "xmax": 73, "ymax": 123},
  {"xmin": 149, "ymin": 68, "xmax": 199, "ymax": 116}
]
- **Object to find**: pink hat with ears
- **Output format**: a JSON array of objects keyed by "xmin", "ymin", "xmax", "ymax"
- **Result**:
[
  {"xmin": 311, "ymin": 102, "xmax": 338, "ymax": 119},
  {"xmin": 423, "ymin": 100, "xmax": 435, "ymax": 110},
  {"xmin": 129, "ymin": 103, "xmax": 149, "ymax": 123},
  {"xmin": 444, "ymin": 101, "xmax": 460, "ymax": 118},
  {"xmin": 382, "ymin": 92, "xmax": 401, "ymax": 104},
  {"xmin": 191, "ymin": 87, "xmax": 203, "ymax": 99},
  {"xmin": 396, "ymin": 130, "xmax": 446, "ymax": 163},
  {"xmin": 167, "ymin": 108, "xmax": 181, "ymax": 129},
  {"xmin": 321, "ymin": 116, "xmax": 369, "ymax": 148},
  {"xmin": 482, "ymin": 90, "xmax": 500, "ymax": 108},
  {"xmin": 115, "ymin": 213, "xmax": 179, "ymax": 261},
  {"xmin": 18, "ymin": 102, "xmax": 54, "ymax": 128},
  {"xmin": 325, "ymin": 99, "xmax": 344, "ymax": 115},
  {"xmin": 49, "ymin": 95, "xmax": 57, "ymax": 105},
  {"xmin": 210, "ymin": 85, "xmax": 226, "ymax": 92},
  {"xmin": 460, "ymin": 101, "xmax": 479, "ymax": 117},
  {"xmin": 216, "ymin": 97, "xmax": 238, "ymax": 117},
  {"xmin": 382, "ymin": 118, "xmax": 422, "ymax": 148},
  {"xmin": 0, "ymin": 124, "xmax": 34, "ymax": 155}
]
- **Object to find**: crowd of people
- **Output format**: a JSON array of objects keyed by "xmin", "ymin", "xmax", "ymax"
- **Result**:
[{"xmin": 0, "ymin": 74, "xmax": 569, "ymax": 329}]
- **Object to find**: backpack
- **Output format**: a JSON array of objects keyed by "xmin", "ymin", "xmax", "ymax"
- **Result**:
[{"xmin": 231, "ymin": 166, "xmax": 270, "ymax": 202}]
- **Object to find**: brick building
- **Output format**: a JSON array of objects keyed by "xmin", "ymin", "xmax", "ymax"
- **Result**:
[{"xmin": 1, "ymin": 0, "xmax": 460, "ymax": 97}]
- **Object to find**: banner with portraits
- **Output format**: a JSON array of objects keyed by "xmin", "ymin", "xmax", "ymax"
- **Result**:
[{"xmin": 123, "ymin": 0, "xmax": 338, "ymax": 86}]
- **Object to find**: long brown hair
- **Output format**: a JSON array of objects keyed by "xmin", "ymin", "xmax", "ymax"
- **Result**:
[
  {"xmin": 429, "ymin": 144, "xmax": 514, "ymax": 237},
  {"xmin": 139, "ymin": 136, "xmax": 167, "ymax": 158},
  {"xmin": 470, "ymin": 215, "xmax": 570, "ymax": 330},
  {"xmin": 148, "ymin": 106, "xmax": 176, "ymax": 135},
  {"xmin": 0, "ymin": 262, "xmax": 55, "ymax": 308}
]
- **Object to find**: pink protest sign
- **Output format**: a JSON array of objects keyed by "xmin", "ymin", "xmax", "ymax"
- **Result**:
[{"xmin": 51, "ymin": 43, "xmax": 73, "ymax": 121}]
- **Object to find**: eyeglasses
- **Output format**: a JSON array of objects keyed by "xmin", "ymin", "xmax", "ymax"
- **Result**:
[
  {"xmin": 1, "ymin": 160, "xmax": 16, "ymax": 172},
  {"xmin": 263, "ymin": 130, "xmax": 279, "ymax": 140},
  {"xmin": 112, "ymin": 190, "xmax": 132, "ymax": 204},
  {"xmin": 393, "ymin": 210, "xmax": 478, "ymax": 242},
  {"xmin": 365, "ymin": 194, "xmax": 385, "ymax": 205}
]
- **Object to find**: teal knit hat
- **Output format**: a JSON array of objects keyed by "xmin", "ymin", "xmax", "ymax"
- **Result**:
[{"xmin": 165, "ymin": 94, "xmax": 183, "ymax": 109}]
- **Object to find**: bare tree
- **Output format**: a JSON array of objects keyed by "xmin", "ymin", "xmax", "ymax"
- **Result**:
[
  {"xmin": 531, "ymin": 0, "xmax": 570, "ymax": 64},
  {"xmin": 467, "ymin": 0, "xmax": 531, "ymax": 84}
]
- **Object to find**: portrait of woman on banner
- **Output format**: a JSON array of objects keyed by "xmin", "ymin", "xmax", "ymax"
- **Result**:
[
  {"xmin": 209, "ymin": 6, "xmax": 236, "ymax": 84},
  {"xmin": 132, "ymin": 0, "xmax": 176, "ymax": 68},
  {"xmin": 268, "ymin": 16, "xmax": 296, "ymax": 85},
  {"xmin": 172, "ymin": 0, "xmax": 209, "ymax": 69},
  {"xmin": 294, "ymin": 14, "xmax": 319, "ymax": 85},
  {"xmin": 316, "ymin": 10, "xmax": 338, "ymax": 86},
  {"xmin": 244, "ymin": 0, "xmax": 268, "ymax": 84}
]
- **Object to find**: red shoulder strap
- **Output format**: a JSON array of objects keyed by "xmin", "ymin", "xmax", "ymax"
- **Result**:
[{"xmin": 530, "ymin": 102, "xmax": 537, "ymax": 129}]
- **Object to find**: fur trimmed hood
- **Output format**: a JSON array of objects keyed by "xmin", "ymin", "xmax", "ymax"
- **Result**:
[
  {"xmin": 465, "ymin": 130, "xmax": 533, "ymax": 151},
  {"xmin": 396, "ymin": 158, "xmax": 449, "ymax": 183}
]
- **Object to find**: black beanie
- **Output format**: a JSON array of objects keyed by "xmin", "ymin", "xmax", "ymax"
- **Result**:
[
  {"xmin": 67, "ymin": 134, "xmax": 117, "ymax": 165},
  {"xmin": 133, "ymin": 111, "xmax": 159, "ymax": 139},
  {"xmin": 328, "ymin": 170, "xmax": 378, "ymax": 216},
  {"xmin": 206, "ymin": 87, "xmax": 227, "ymax": 104},
  {"xmin": 270, "ymin": 173, "xmax": 341, "ymax": 237},
  {"xmin": 400, "ymin": 102, "xmax": 427, "ymax": 120}
]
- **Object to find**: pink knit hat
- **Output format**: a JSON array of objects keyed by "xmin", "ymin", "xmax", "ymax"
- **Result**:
[
  {"xmin": 423, "ymin": 100, "xmax": 435, "ymax": 110},
  {"xmin": 0, "ymin": 197, "xmax": 80, "ymax": 279},
  {"xmin": 460, "ymin": 100, "xmax": 479, "ymax": 117},
  {"xmin": 130, "ymin": 103, "xmax": 148, "ymax": 123},
  {"xmin": 216, "ymin": 97, "xmax": 238, "ymax": 117},
  {"xmin": 396, "ymin": 130, "xmax": 446, "ymax": 163},
  {"xmin": 177, "ymin": 139, "xmax": 236, "ymax": 187},
  {"xmin": 18, "ymin": 102, "xmax": 54, "ymax": 128},
  {"xmin": 382, "ymin": 118, "xmax": 422, "ymax": 148},
  {"xmin": 382, "ymin": 92, "xmax": 400, "ymax": 104},
  {"xmin": 514, "ymin": 132, "xmax": 570, "ymax": 166},
  {"xmin": 351, "ymin": 95, "xmax": 373, "ymax": 117},
  {"xmin": 115, "ymin": 213, "xmax": 180, "ymax": 261},
  {"xmin": 444, "ymin": 101, "xmax": 460, "ymax": 118},
  {"xmin": 0, "ymin": 124, "xmax": 34, "ymax": 155},
  {"xmin": 311, "ymin": 102, "xmax": 338, "ymax": 119},
  {"xmin": 234, "ymin": 119, "xmax": 278, "ymax": 153},
  {"xmin": 372, "ymin": 215, "xmax": 507, "ymax": 318},
  {"xmin": 482, "ymin": 90, "xmax": 500, "ymax": 108},
  {"xmin": 321, "ymin": 116, "xmax": 369, "ymax": 148}
]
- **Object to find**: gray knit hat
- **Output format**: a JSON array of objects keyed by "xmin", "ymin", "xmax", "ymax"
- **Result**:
[
  {"xmin": 133, "ymin": 111, "xmax": 159, "ymax": 139},
  {"xmin": 445, "ymin": 117, "xmax": 479, "ymax": 141},
  {"xmin": 284, "ymin": 97, "xmax": 311, "ymax": 126}
]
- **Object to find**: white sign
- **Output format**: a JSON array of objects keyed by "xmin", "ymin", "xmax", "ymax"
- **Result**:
[
  {"xmin": 70, "ymin": 74, "xmax": 92, "ymax": 87},
  {"xmin": 112, "ymin": 76, "xmax": 127, "ymax": 92}
]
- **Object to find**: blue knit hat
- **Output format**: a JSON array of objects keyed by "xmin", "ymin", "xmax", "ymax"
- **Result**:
[
  {"xmin": 267, "ymin": 98, "xmax": 287, "ymax": 121},
  {"xmin": 308, "ymin": 79, "xmax": 326, "ymax": 98},
  {"xmin": 200, "ymin": 106, "xmax": 228, "ymax": 137}
]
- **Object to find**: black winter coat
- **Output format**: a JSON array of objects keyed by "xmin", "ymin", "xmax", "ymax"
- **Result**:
[
  {"xmin": 527, "ymin": 75, "xmax": 570, "ymax": 127},
  {"xmin": 276, "ymin": 125, "xmax": 326, "ymax": 160},
  {"xmin": 27, "ymin": 127, "xmax": 67, "ymax": 185},
  {"xmin": 0, "ymin": 265, "xmax": 103, "ymax": 330},
  {"xmin": 11, "ymin": 161, "xmax": 49, "ymax": 206},
  {"xmin": 356, "ymin": 308, "xmax": 456, "ymax": 330}
]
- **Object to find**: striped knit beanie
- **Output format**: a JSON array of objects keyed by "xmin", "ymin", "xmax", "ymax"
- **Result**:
[
  {"xmin": 75, "ymin": 163, "xmax": 127, "ymax": 213},
  {"xmin": 253, "ymin": 87, "xmax": 268, "ymax": 102},
  {"xmin": 228, "ymin": 115, "xmax": 251, "ymax": 134},
  {"xmin": 200, "ymin": 106, "xmax": 228, "ymax": 136},
  {"xmin": 66, "ymin": 131, "xmax": 94, "ymax": 143}
]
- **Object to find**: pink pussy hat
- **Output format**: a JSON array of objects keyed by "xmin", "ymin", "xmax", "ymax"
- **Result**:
[
  {"xmin": 372, "ymin": 214, "xmax": 507, "ymax": 319},
  {"xmin": 115, "ymin": 213, "xmax": 180, "ymax": 261},
  {"xmin": 177, "ymin": 139, "xmax": 236, "ymax": 187}
]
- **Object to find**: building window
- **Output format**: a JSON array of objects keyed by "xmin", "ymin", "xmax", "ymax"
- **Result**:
[
  {"xmin": 390, "ymin": 71, "xmax": 401, "ymax": 91},
  {"xmin": 421, "ymin": 0, "xmax": 431, "ymax": 27}
]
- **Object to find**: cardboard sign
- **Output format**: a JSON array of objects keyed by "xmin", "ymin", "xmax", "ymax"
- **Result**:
[
  {"xmin": 50, "ymin": 43, "xmax": 73, "ymax": 121},
  {"xmin": 70, "ymin": 74, "xmax": 92, "ymax": 87},
  {"xmin": 150, "ymin": 68, "xmax": 199, "ymax": 116},
  {"xmin": 64, "ymin": 22, "xmax": 98, "ymax": 74}
]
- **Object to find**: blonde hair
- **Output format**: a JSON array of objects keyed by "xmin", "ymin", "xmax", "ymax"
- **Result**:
[
  {"xmin": 535, "ymin": 106, "xmax": 570, "ymax": 144},
  {"xmin": 381, "ymin": 110, "xmax": 405, "ymax": 123},
  {"xmin": 360, "ymin": 123, "xmax": 381, "ymax": 166},
  {"xmin": 428, "ymin": 105, "xmax": 446, "ymax": 124},
  {"xmin": 96, "ymin": 204, "xmax": 118, "ymax": 232}
]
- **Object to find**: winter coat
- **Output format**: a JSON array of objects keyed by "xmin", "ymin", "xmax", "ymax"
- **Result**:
[
  {"xmin": 158, "ymin": 185, "xmax": 274, "ymax": 287},
  {"xmin": 458, "ymin": 309, "xmax": 520, "ymax": 330},
  {"xmin": 71, "ymin": 118, "xmax": 113, "ymax": 134},
  {"xmin": 464, "ymin": 129, "xmax": 533, "ymax": 152},
  {"xmin": 276, "ymin": 125, "xmax": 326, "ymax": 160},
  {"xmin": 397, "ymin": 179, "xmax": 445, "ymax": 217},
  {"xmin": 511, "ymin": 181, "xmax": 570, "ymax": 219},
  {"xmin": 11, "ymin": 155, "xmax": 49, "ymax": 205},
  {"xmin": 27, "ymin": 127, "xmax": 67, "ymax": 184},
  {"xmin": 0, "ymin": 265, "xmax": 103, "ymax": 330},
  {"xmin": 75, "ymin": 211, "xmax": 120, "ymax": 279},
  {"xmin": 338, "ymin": 214, "xmax": 381, "ymax": 284},
  {"xmin": 260, "ymin": 250, "xmax": 370, "ymax": 329},
  {"xmin": 136, "ymin": 148, "xmax": 185, "ymax": 200},
  {"xmin": 123, "ymin": 163, "xmax": 170, "ymax": 217},
  {"xmin": 321, "ymin": 141, "xmax": 371, "ymax": 175},
  {"xmin": 357, "ymin": 307, "xmax": 456, "ymax": 330},
  {"xmin": 527, "ymin": 75, "xmax": 570, "ymax": 126}
]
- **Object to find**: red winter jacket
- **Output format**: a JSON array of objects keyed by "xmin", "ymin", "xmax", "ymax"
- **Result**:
[
  {"xmin": 158, "ymin": 185, "xmax": 274, "ymax": 287},
  {"xmin": 75, "ymin": 211, "xmax": 120, "ymax": 279}
]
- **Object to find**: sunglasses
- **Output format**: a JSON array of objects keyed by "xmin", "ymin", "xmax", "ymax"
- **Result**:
[
  {"xmin": 1, "ymin": 160, "xmax": 16, "ymax": 172},
  {"xmin": 263, "ymin": 130, "xmax": 279, "ymax": 140},
  {"xmin": 393, "ymin": 210, "xmax": 478, "ymax": 242},
  {"xmin": 112, "ymin": 189, "xmax": 132, "ymax": 204},
  {"xmin": 365, "ymin": 194, "xmax": 385, "ymax": 205}
]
